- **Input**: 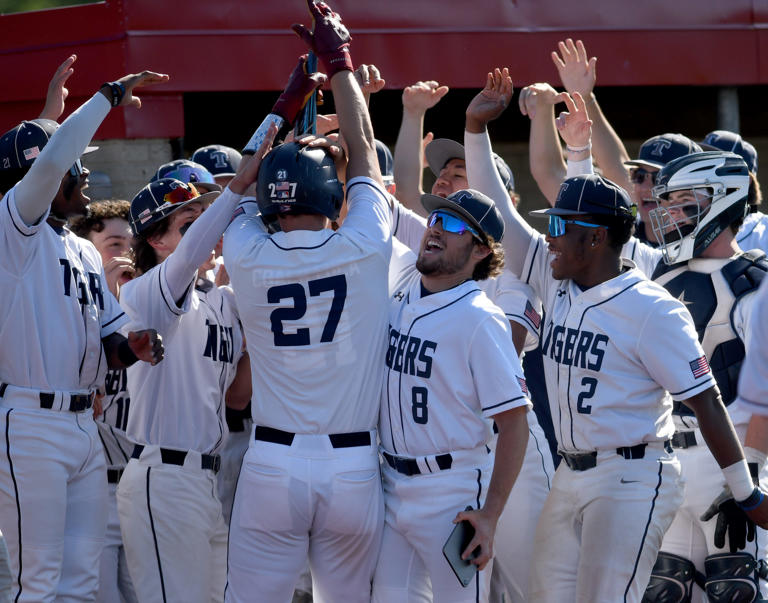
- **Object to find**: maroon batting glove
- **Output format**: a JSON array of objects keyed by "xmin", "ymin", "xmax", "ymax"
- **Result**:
[
  {"xmin": 291, "ymin": 0, "xmax": 353, "ymax": 78},
  {"xmin": 271, "ymin": 55, "xmax": 328, "ymax": 126}
]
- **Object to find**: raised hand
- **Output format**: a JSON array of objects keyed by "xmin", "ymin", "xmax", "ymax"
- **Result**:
[
  {"xmin": 272, "ymin": 55, "xmax": 327, "ymax": 126},
  {"xmin": 466, "ymin": 67, "xmax": 513, "ymax": 132},
  {"xmin": 551, "ymin": 38, "xmax": 597, "ymax": 99},
  {"xmin": 39, "ymin": 55, "xmax": 76, "ymax": 121},
  {"xmin": 518, "ymin": 82, "xmax": 567, "ymax": 120},
  {"xmin": 354, "ymin": 64, "xmax": 386, "ymax": 97},
  {"xmin": 555, "ymin": 92, "xmax": 592, "ymax": 150},
  {"xmin": 402, "ymin": 80, "xmax": 449, "ymax": 115},
  {"xmin": 228, "ymin": 122, "xmax": 279, "ymax": 195},
  {"xmin": 110, "ymin": 71, "xmax": 170, "ymax": 109},
  {"xmin": 291, "ymin": 0, "xmax": 353, "ymax": 77}
]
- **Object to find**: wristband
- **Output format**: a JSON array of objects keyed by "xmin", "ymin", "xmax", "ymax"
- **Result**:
[
  {"xmin": 242, "ymin": 114, "xmax": 285, "ymax": 155},
  {"xmin": 736, "ymin": 487, "xmax": 764, "ymax": 512},
  {"xmin": 117, "ymin": 339, "xmax": 139, "ymax": 367},
  {"xmin": 723, "ymin": 459, "xmax": 756, "ymax": 502},
  {"xmin": 100, "ymin": 82, "xmax": 126, "ymax": 108},
  {"xmin": 566, "ymin": 143, "xmax": 592, "ymax": 153},
  {"xmin": 318, "ymin": 46, "xmax": 354, "ymax": 78}
]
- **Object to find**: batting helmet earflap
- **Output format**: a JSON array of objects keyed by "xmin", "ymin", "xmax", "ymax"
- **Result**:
[{"xmin": 256, "ymin": 142, "xmax": 344, "ymax": 223}]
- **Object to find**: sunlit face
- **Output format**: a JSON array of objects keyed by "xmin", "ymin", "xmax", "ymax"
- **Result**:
[
  {"xmin": 89, "ymin": 217, "xmax": 133, "ymax": 262},
  {"xmin": 151, "ymin": 201, "xmax": 203, "ymax": 260},
  {"xmin": 629, "ymin": 166, "xmax": 660, "ymax": 224},
  {"xmin": 416, "ymin": 212, "xmax": 476, "ymax": 277},
  {"xmin": 653, "ymin": 188, "xmax": 712, "ymax": 236},
  {"xmin": 431, "ymin": 159, "xmax": 468, "ymax": 199},
  {"xmin": 544, "ymin": 217, "xmax": 602, "ymax": 281}
]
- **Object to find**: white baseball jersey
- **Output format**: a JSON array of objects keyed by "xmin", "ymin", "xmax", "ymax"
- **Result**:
[
  {"xmin": 735, "ymin": 275, "xmax": 768, "ymax": 416},
  {"xmin": 224, "ymin": 176, "xmax": 392, "ymax": 434},
  {"xmin": 97, "ymin": 368, "xmax": 134, "ymax": 467},
  {"xmin": 382, "ymin": 241, "xmax": 531, "ymax": 457},
  {"xmin": 520, "ymin": 232, "xmax": 716, "ymax": 452},
  {"xmin": 738, "ymin": 211, "xmax": 768, "ymax": 253},
  {"xmin": 120, "ymin": 272, "xmax": 243, "ymax": 455},
  {"xmin": 0, "ymin": 189, "xmax": 128, "ymax": 391},
  {"xmin": 622, "ymin": 235, "xmax": 662, "ymax": 278}
]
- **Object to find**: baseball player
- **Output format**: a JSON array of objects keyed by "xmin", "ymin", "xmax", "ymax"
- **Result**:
[
  {"xmin": 151, "ymin": 158, "xmax": 222, "ymax": 193},
  {"xmin": 70, "ymin": 199, "xmax": 138, "ymax": 603},
  {"xmin": 223, "ymin": 4, "xmax": 390, "ymax": 600},
  {"xmin": 372, "ymin": 188, "xmax": 531, "ymax": 603},
  {"xmin": 639, "ymin": 151, "xmax": 768, "ymax": 602},
  {"xmin": 0, "ymin": 70, "xmax": 165, "ymax": 602},
  {"xmin": 192, "ymin": 145, "xmax": 242, "ymax": 189}
]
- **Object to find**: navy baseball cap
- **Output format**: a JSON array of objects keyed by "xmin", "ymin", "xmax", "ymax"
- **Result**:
[
  {"xmin": 375, "ymin": 139, "xmax": 394, "ymax": 183},
  {"xmin": 151, "ymin": 159, "xmax": 221, "ymax": 192},
  {"xmin": 425, "ymin": 138, "xmax": 515, "ymax": 193},
  {"xmin": 191, "ymin": 144, "xmax": 242, "ymax": 178},
  {"xmin": 421, "ymin": 188, "xmax": 505, "ymax": 242},
  {"xmin": 700, "ymin": 130, "xmax": 758, "ymax": 173},
  {"xmin": 530, "ymin": 174, "xmax": 635, "ymax": 221},
  {"xmin": 625, "ymin": 133, "xmax": 702, "ymax": 170}
]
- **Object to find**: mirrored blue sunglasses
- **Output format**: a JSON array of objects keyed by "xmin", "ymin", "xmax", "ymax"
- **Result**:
[
  {"xmin": 428, "ymin": 210, "xmax": 483, "ymax": 242},
  {"xmin": 69, "ymin": 158, "xmax": 84, "ymax": 178},
  {"xmin": 547, "ymin": 214, "xmax": 604, "ymax": 238}
]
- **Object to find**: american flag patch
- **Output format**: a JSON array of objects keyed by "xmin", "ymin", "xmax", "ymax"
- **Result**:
[
  {"xmin": 23, "ymin": 146, "xmax": 40, "ymax": 161},
  {"xmin": 228, "ymin": 206, "xmax": 245, "ymax": 225},
  {"xmin": 689, "ymin": 355, "xmax": 710, "ymax": 378},
  {"xmin": 517, "ymin": 376, "xmax": 529, "ymax": 396},
  {"xmin": 524, "ymin": 300, "xmax": 541, "ymax": 330}
]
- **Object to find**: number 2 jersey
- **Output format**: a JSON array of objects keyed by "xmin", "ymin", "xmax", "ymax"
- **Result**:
[
  {"xmin": 224, "ymin": 177, "xmax": 392, "ymax": 434},
  {"xmin": 520, "ymin": 233, "xmax": 716, "ymax": 453},
  {"xmin": 382, "ymin": 241, "xmax": 531, "ymax": 458}
]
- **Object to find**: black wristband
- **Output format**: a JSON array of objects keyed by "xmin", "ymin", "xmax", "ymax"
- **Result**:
[
  {"xmin": 100, "ymin": 81, "xmax": 126, "ymax": 107},
  {"xmin": 117, "ymin": 339, "xmax": 139, "ymax": 367}
]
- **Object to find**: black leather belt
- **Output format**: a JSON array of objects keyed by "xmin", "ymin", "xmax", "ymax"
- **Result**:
[
  {"xmin": 0, "ymin": 382, "xmax": 93, "ymax": 412},
  {"xmin": 671, "ymin": 431, "xmax": 698, "ymax": 449},
  {"xmin": 107, "ymin": 468, "xmax": 123, "ymax": 484},
  {"xmin": 560, "ymin": 441, "xmax": 673, "ymax": 472},
  {"xmin": 131, "ymin": 445, "xmax": 221, "ymax": 474},
  {"xmin": 382, "ymin": 451, "xmax": 453, "ymax": 476},
  {"xmin": 254, "ymin": 425, "xmax": 371, "ymax": 449}
]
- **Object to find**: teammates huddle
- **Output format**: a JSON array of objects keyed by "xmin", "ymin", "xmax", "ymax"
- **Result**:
[{"xmin": 1, "ymin": 2, "xmax": 768, "ymax": 603}]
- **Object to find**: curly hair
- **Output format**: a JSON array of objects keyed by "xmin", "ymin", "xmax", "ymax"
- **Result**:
[
  {"xmin": 69, "ymin": 199, "xmax": 131, "ymax": 238},
  {"xmin": 472, "ymin": 238, "xmax": 505, "ymax": 281}
]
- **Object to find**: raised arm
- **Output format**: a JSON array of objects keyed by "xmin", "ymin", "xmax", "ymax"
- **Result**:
[
  {"xmin": 393, "ymin": 80, "xmax": 449, "ymax": 212},
  {"xmin": 552, "ymin": 38, "xmax": 631, "ymax": 191},
  {"xmin": 38, "ymin": 55, "xmax": 76, "ymax": 122}
]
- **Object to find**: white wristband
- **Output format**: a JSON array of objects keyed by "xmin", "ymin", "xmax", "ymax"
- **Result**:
[
  {"xmin": 723, "ymin": 459, "xmax": 756, "ymax": 501},
  {"xmin": 566, "ymin": 142, "xmax": 592, "ymax": 153},
  {"xmin": 566, "ymin": 156, "xmax": 594, "ymax": 178},
  {"xmin": 242, "ymin": 114, "xmax": 285, "ymax": 155}
]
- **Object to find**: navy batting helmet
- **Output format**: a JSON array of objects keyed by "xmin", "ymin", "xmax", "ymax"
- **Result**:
[
  {"xmin": 151, "ymin": 159, "xmax": 221, "ymax": 192},
  {"xmin": 256, "ymin": 142, "xmax": 343, "ymax": 223},
  {"xmin": 129, "ymin": 178, "xmax": 219, "ymax": 235},
  {"xmin": 0, "ymin": 120, "xmax": 58, "ymax": 193}
]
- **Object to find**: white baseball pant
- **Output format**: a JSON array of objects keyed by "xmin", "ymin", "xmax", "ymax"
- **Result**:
[
  {"xmin": 529, "ymin": 445, "xmax": 683, "ymax": 603},
  {"xmin": 372, "ymin": 452, "xmax": 494, "ymax": 603},
  {"xmin": 116, "ymin": 446, "xmax": 227, "ymax": 603},
  {"xmin": 216, "ymin": 420, "xmax": 251, "ymax": 526},
  {"xmin": 0, "ymin": 393, "xmax": 107, "ymax": 603},
  {"xmin": 226, "ymin": 429, "xmax": 383, "ymax": 603},
  {"xmin": 98, "ymin": 479, "xmax": 137, "ymax": 603}
]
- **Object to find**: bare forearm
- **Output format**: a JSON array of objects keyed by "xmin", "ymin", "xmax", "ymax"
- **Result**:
[
  {"xmin": 746, "ymin": 414, "xmax": 768, "ymax": 455},
  {"xmin": 393, "ymin": 109, "xmax": 426, "ymax": 212},
  {"xmin": 688, "ymin": 388, "xmax": 745, "ymax": 468},
  {"xmin": 331, "ymin": 71, "xmax": 379, "ymax": 183},
  {"xmin": 587, "ymin": 94, "xmax": 631, "ymax": 191},
  {"xmin": 483, "ymin": 407, "xmax": 528, "ymax": 520},
  {"xmin": 529, "ymin": 105, "xmax": 566, "ymax": 205},
  {"xmin": 226, "ymin": 352, "xmax": 252, "ymax": 411}
]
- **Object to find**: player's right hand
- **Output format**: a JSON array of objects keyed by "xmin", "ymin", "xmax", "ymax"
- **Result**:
[
  {"xmin": 113, "ymin": 71, "xmax": 170, "ymax": 109},
  {"xmin": 700, "ymin": 487, "xmax": 756, "ymax": 552},
  {"xmin": 518, "ymin": 82, "xmax": 567, "ymax": 120},
  {"xmin": 271, "ymin": 55, "xmax": 327, "ymax": 126},
  {"xmin": 291, "ymin": 0, "xmax": 353, "ymax": 77},
  {"xmin": 228, "ymin": 122, "xmax": 278, "ymax": 196},
  {"xmin": 465, "ymin": 67, "xmax": 513, "ymax": 132},
  {"xmin": 402, "ymin": 81, "xmax": 449, "ymax": 115},
  {"xmin": 127, "ymin": 329, "xmax": 164, "ymax": 366}
]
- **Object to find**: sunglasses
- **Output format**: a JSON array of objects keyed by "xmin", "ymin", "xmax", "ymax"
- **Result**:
[
  {"xmin": 629, "ymin": 168, "xmax": 657, "ymax": 185},
  {"xmin": 68, "ymin": 158, "xmax": 84, "ymax": 178},
  {"xmin": 547, "ymin": 215, "xmax": 604, "ymax": 238},
  {"xmin": 428, "ymin": 210, "xmax": 483, "ymax": 242}
]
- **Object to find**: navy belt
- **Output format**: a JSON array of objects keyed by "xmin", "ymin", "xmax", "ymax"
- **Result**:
[
  {"xmin": 131, "ymin": 445, "xmax": 221, "ymax": 474},
  {"xmin": 560, "ymin": 441, "xmax": 673, "ymax": 472},
  {"xmin": 107, "ymin": 468, "xmax": 123, "ymax": 484},
  {"xmin": 254, "ymin": 425, "xmax": 371, "ymax": 449},
  {"xmin": 671, "ymin": 431, "xmax": 698, "ymax": 449},
  {"xmin": 0, "ymin": 382, "xmax": 93, "ymax": 412},
  {"xmin": 382, "ymin": 451, "xmax": 453, "ymax": 476}
]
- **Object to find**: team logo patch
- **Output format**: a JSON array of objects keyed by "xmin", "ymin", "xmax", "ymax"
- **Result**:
[
  {"xmin": 23, "ymin": 146, "xmax": 40, "ymax": 161},
  {"xmin": 650, "ymin": 140, "xmax": 672, "ymax": 157},
  {"xmin": 524, "ymin": 300, "xmax": 541, "ymax": 329},
  {"xmin": 689, "ymin": 355, "xmax": 710, "ymax": 378},
  {"xmin": 393, "ymin": 290, "xmax": 404, "ymax": 301},
  {"xmin": 137, "ymin": 208, "xmax": 153, "ymax": 224},
  {"xmin": 517, "ymin": 376, "xmax": 529, "ymax": 396}
]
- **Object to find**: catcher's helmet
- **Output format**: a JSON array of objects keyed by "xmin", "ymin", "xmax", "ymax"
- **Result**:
[
  {"xmin": 129, "ymin": 178, "xmax": 219, "ymax": 236},
  {"xmin": 151, "ymin": 159, "xmax": 221, "ymax": 192},
  {"xmin": 256, "ymin": 142, "xmax": 343, "ymax": 223},
  {"xmin": 191, "ymin": 145, "xmax": 242, "ymax": 178},
  {"xmin": 649, "ymin": 151, "xmax": 749, "ymax": 264}
]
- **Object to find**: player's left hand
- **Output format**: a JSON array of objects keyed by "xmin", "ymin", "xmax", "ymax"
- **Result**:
[
  {"xmin": 701, "ymin": 487, "xmax": 757, "ymax": 552},
  {"xmin": 127, "ymin": 329, "xmax": 164, "ymax": 366},
  {"xmin": 228, "ymin": 122, "xmax": 279, "ymax": 196},
  {"xmin": 354, "ymin": 64, "xmax": 385, "ymax": 96},
  {"xmin": 272, "ymin": 55, "xmax": 327, "ymax": 126},
  {"xmin": 453, "ymin": 506, "xmax": 497, "ymax": 570},
  {"xmin": 112, "ymin": 71, "xmax": 170, "ymax": 109},
  {"xmin": 555, "ymin": 91, "xmax": 593, "ymax": 149},
  {"xmin": 39, "ymin": 54, "xmax": 76, "ymax": 121},
  {"xmin": 465, "ymin": 67, "xmax": 513, "ymax": 133},
  {"xmin": 291, "ymin": 0, "xmax": 353, "ymax": 77},
  {"xmin": 92, "ymin": 392, "xmax": 104, "ymax": 420},
  {"xmin": 551, "ymin": 38, "xmax": 597, "ymax": 99},
  {"xmin": 297, "ymin": 133, "xmax": 348, "ymax": 181}
]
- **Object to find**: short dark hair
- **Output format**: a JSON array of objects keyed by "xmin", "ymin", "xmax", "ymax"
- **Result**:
[
  {"xmin": 133, "ymin": 218, "xmax": 170, "ymax": 276},
  {"xmin": 472, "ymin": 237, "xmax": 504, "ymax": 281},
  {"xmin": 748, "ymin": 170, "xmax": 762, "ymax": 210},
  {"xmin": 69, "ymin": 199, "xmax": 131, "ymax": 238},
  {"xmin": 586, "ymin": 214, "xmax": 634, "ymax": 251}
]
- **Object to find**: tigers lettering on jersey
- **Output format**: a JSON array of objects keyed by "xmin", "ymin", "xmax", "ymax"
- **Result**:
[
  {"xmin": 385, "ymin": 326, "xmax": 437, "ymax": 378},
  {"xmin": 540, "ymin": 321, "xmax": 608, "ymax": 371},
  {"xmin": 59, "ymin": 258, "xmax": 104, "ymax": 310},
  {"xmin": 203, "ymin": 321, "xmax": 235, "ymax": 364}
]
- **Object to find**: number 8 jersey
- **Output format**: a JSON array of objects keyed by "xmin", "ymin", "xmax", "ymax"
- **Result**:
[{"xmin": 224, "ymin": 177, "xmax": 392, "ymax": 434}]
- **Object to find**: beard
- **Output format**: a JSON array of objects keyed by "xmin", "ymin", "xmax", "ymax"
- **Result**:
[{"xmin": 415, "ymin": 243, "xmax": 473, "ymax": 277}]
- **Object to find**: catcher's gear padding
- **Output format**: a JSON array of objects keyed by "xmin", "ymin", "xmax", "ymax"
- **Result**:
[
  {"xmin": 642, "ymin": 552, "xmax": 696, "ymax": 603},
  {"xmin": 704, "ymin": 552, "xmax": 759, "ymax": 603}
]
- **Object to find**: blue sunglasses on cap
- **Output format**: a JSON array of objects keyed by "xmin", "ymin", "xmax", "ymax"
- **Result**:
[
  {"xmin": 428, "ymin": 210, "xmax": 483, "ymax": 242},
  {"xmin": 547, "ymin": 215, "xmax": 604, "ymax": 238}
]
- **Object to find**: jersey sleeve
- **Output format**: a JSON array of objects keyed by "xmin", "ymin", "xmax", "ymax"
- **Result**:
[
  {"xmin": 636, "ymin": 292, "xmax": 716, "ymax": 400},
  {"xmin": 622, "ymin": 237, "xmax": 662, "ymax": 278},
  {"xmin": 391, "ymin": 200, "xmax": 427, "ymax": 253},
  {"xmin": 487, "ymin": 270, "xmax": 542, "ymax": 345},
  {"xmin": 469, "ymin": 310, "xmax": 532, "ymax": 418},
  {"xmin": 340, "ymin": 177, "xmax": 392, "ymax": 259},
  {"xmin": 0, "ymin": 188, "xmax": 50, "ymax": 272},
  {"xmin": 118, "ymin": 262, "xmax": 194, "ymax": 338},
  {"xmin": 735, "ymin": 277, "xmax": 768, "ymax": 415},
  {"xmin": 222, "ymin": 202, "xmax": 269, "ymax": 272},
  {"xmin": 519, "ymin": 232, "xmax": 557, "ymax": 307}
]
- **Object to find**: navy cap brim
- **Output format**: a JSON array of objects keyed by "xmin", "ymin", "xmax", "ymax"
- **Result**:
[
  {"xmin": 421, "ymin": 192, "xmax": 486, "ymax": 238},
  {"xmin": 624, "ymin": 159, "xmax": 664, "ymax": 170},
  {"xmin": 189, "ymin": 182, "xmax": 222, "ymax": 193},
  {"xmin": 528, "ymin": 207, "xmax": 591, "ymax": 218}
]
